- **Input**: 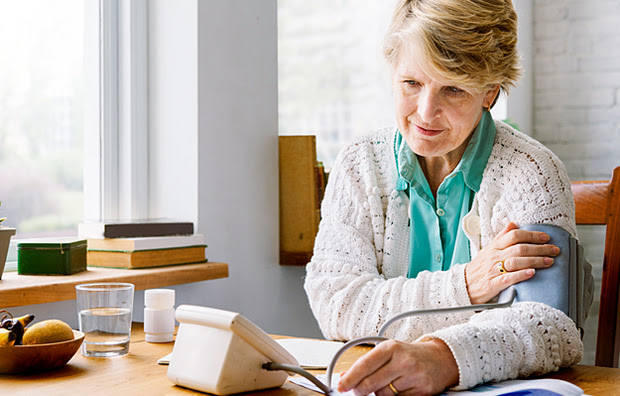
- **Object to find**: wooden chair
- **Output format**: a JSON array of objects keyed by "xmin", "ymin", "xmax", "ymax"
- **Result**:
[{"xmin": 571, "ymin": 166, "xmax": 620, "ymax": 367}]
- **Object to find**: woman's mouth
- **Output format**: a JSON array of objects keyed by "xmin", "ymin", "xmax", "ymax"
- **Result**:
[{"xmin": 415, "ymin": 125, "xmax": 444, "ymax": 137}]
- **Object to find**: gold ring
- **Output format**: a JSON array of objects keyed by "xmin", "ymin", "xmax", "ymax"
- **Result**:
[
  {"xmin": 498, "ymin": 260, "xmax": 507, "ymax": 274},
  {"xmin": 388, "ymin": 382, "xmax": 399, "ymax": 395}
]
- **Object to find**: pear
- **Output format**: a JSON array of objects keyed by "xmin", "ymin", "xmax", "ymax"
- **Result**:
[{"xmin": 22, "ymin": 319, "xmax": 74, "ymax": 345}]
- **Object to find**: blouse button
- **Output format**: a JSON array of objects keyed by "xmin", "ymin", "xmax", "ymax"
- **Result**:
[{"xmin": 436, "ymin": 208, "xmax": 445, "ymax": 217}]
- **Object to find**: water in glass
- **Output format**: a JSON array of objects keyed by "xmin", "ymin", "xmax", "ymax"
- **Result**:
[{"xmin": 79, "ymin": 307, "xmax": 132, "ymax": 357}]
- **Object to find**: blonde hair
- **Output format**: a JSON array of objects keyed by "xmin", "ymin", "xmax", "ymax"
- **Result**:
[{"xmin": 383, "ymin": 0, "xmax": 522, "ymax": 94}]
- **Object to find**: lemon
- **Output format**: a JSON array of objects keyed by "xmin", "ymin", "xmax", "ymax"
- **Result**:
[{"xmin": 22, "ymin": 319, "xmax": 74, "ymax": 345}]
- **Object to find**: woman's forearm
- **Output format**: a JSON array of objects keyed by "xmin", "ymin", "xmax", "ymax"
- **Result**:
[
  {"xmin": 305, "ymin": 223, "xmax": 473, "ymax": 341},
  {"xmin": 418, "ymin": 302, "xmax": 583, "ymax": 390}
]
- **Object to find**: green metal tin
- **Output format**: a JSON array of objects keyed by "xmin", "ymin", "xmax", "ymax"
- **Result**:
[{"xmin": 17, "ymin": 237, "xmax": 87, "ymax": 275}]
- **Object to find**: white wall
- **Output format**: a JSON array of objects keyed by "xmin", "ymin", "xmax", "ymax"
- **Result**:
[
  {"xmin": 532, "ymin": 0, "xmax": 620, "ymax": 365},
  {"xmin": 146, "ymin": 0, "xmax": 322, "ymax": 337},
  {"xmin": 509, "ymin": 0, "xmax": 534, "ymax": 134}
]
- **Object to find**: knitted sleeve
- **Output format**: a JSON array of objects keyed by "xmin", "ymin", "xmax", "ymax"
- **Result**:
[
  {"xmin": 304, "ymin": 140, "xmax": 473, "ymax": 342},
  {"xmin": 419, "ymin": 302, "xmax": 583, "ymax": 390}
]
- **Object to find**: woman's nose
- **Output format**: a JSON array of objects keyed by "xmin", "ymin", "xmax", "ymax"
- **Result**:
[{"xmin": 417, "ymin": 91, "xmax": 441, "ymax": 122}]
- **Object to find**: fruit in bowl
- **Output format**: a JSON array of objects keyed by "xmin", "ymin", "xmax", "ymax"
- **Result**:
[
  {"xmin": 0, "ymin": 310, "xmax": 84, "ymax": 373},
  {"xmin": 1, "ymin": 312, "xmax": 35, "ymax": 345},
  {"xmin": 22, "ymin": 319, "xmax": 75, "ymax": 345}
]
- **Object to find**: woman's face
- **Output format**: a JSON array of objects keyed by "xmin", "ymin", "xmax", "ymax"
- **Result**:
[{"xmin": 392, "ymin": 55, "xmax": 500, "ymax": 164}]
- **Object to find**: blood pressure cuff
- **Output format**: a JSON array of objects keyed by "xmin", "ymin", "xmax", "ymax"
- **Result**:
[{"xmin": 497, "ymin": 223, "xmax": 594, "ymax": 333}]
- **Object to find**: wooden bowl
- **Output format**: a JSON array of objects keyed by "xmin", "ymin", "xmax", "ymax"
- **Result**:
[{"xmin": 0, "ymin": 330, "xmax": 84, "ymax": 373}]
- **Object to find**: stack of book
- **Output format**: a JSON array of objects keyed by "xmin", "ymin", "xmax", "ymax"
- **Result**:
[{"xmin": 78, "ymin": 220, "xmax": 207, "ymax": 269}]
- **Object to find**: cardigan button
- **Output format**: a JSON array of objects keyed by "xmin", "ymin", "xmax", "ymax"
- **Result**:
[{"xmin": 463, "ymin": 215, "xmax": 481, "ymax": 235}]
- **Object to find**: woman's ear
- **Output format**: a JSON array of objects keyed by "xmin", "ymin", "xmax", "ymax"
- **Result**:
[{"xmin": 484, "ymin": 85, "xmax": 502, "ymax": 110}]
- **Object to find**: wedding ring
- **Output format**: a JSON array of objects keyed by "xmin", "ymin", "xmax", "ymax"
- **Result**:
[
  {"xmin": 498, "ymin": 260, "xmax": 507, "ymax": 274},
  {"xmin": 388, "ymin": 382, "xmax": 399, "ymax": 395}
]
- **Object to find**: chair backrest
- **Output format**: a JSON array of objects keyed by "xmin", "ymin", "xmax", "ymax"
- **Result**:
[{"xmin": 571, "ymin": 166, "xmax": 620, "ymax": 367}]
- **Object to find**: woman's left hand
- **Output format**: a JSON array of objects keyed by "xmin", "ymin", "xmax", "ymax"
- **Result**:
[{"xmin": 337, "ymin": 339, "xmax": 459, "ymax": 396}]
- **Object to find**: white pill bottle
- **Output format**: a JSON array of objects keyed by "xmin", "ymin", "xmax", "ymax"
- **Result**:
[{"xmin": 144, "ymin": 289, "xmax": 175, "ymax": 343}]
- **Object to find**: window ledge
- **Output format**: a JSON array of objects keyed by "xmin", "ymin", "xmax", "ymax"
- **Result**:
[{"xmin": 0, "ymin": 262, "xmax": 228, "ymax": 308}]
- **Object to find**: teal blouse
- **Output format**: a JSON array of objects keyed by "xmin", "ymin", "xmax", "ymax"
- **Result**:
[{"xmin": 395, "ymin": 111, "xmax": 496, "ymax": 278}]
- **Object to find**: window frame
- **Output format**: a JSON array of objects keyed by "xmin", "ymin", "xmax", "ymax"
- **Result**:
[{"xmin": 84, "ymin": 0, "xmax": 149, "ymax": 222}]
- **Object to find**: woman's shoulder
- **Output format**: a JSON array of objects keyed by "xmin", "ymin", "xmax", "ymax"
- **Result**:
[
  {"xmin": 480, "ymin": 120, "xmax": 576, "ymax": 237},
  {"xmin": 341, "ymin": 127, "xmax": 396, "ymax": 151},
  {"xmin": 334, "ymin": 127, "xmax": 398, "ymax": 165},
  {"xmin": 489, "ymin": 120, "xmax": 568, "ymax": 179}
]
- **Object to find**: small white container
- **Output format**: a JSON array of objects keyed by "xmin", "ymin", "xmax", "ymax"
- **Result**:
[{"xmin": 144, "ymin": 289, "xmax": 175, "ymax": 343}]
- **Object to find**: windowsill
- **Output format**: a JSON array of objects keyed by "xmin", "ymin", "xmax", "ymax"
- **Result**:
[
  {"xmin": 4, "ymin": 260, "xmax": 16, "ymax": 272},
  {"xmin": 0, "ymin": 262, "xmax": 228, "ymax": 308}
]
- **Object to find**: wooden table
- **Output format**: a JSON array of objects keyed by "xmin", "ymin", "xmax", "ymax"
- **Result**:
[
  {"xmin": 0, "ymin": 262, "xmax": 228, "ymax": 308},
  {"xmin": 1, "ymin": 323, "xmax": 619, "ymax": 396}
]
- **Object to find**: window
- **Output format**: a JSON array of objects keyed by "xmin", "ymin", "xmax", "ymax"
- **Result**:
[
  {"xmin": 278, "ymin": 0, "xmax": 398, "ymax": 168},
  {"xmin": 0, "ymin": 0, "xmax": 85, "ymax": 239},
  {"xmin": 1, "ymin": 0, "xmax": 150, "ymax": 271}
]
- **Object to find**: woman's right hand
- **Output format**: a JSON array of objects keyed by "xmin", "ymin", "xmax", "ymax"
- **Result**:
[{"xmin": 464, "ymin": 222, "xmax": 560, "ymax": 304}]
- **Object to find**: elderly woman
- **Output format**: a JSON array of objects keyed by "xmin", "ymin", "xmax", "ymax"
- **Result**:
[{"xmin": 304, "ymin": 0, "xmax": 590, "ymax": 395}]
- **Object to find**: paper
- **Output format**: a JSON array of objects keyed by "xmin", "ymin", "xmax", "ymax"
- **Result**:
[
  {"xmin": 276, "ymin": 338, "xmax": 344, "ymax": 369},
  {"xmin": 157, "ymin": 352, "xmax": 172, "ymax": 365},
  {"xmin": 288, "ymin": 373, "xmax": 361, "ymax": 396},
  {"xmin": 439, "ymin": 378, "xmax": 584, "ymax": 396},
  {"xmin": 290, "ymin": 374, "xmax": 585, "ymax": 396}
]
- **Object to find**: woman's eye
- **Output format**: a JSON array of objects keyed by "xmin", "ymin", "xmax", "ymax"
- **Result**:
[
  {"xmin": 405, "ymin": 80, "xmax": 419, "ymax": 87},
  {"xmin": 446, "ymin": 86, "xmax": 465, "ymax": 95}
]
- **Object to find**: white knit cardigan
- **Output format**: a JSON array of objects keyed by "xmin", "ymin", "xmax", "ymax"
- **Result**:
[{"xmin": 304, "ymin": 120, "xmax": 583, "ymax": 390}]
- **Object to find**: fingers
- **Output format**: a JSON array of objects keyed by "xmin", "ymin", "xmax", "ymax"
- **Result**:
[
  {"xmin": 467, "ymin": 223, "xmax": 563, "ymax": 304},
  {"xmin": 338, "ymin": 341, "xmax": 411, "ymax": 395},
  {"xmin": 505, "ymin": 243, "xmax": 559, "ymax": 260},
  {"xmin": 375, "ymin": 381, "xmax": 402, "ymax": 396},
  {"xmin": 497, "ymin": 221, "xmax": 519, "ymax": 238},
  {"xmin": 493, "ymin": 223, "xmax": 551, "ymax": 250},
  {"xmin": 338, "ymin": 340, "xmax": 457, "ymax": 396},
  {"xmin": 502, "ymin": 256, "xmax": 554, "ymax": 272},
  {"xmin": 338, "ymin": 343, "xmax": 393, "ymax": 392},
  {"xmin": 493, "ymin": 255, "xmax": 555, "ymax": 290},
  {"xmin": 496, "ymin": 267, "xmax": 537, "ymax": 288},
  {"xmin": 349, "ymin": 367, "xmax": 401, "ymax": 396}
]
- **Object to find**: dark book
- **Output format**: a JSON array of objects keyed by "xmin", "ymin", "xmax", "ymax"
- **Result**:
[{"xmin": 78, "ymin": 219, "xmax": 194, "ymax": 239}]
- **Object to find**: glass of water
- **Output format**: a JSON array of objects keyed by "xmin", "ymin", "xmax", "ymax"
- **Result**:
[{"xmin": 76, "ymin": 282, "xmax": 134, "ymax": 357}]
